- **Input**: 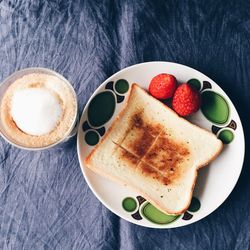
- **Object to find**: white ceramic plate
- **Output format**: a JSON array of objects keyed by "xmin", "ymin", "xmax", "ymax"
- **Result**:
[{"xmin": 77, "ymin": 62, "xmax": 245, "ymax": 228}]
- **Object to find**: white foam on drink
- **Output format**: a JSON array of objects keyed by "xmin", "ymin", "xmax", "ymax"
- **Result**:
[{"xmin": 11, "ymin": 88, "xmax": 62, "ymax": 136}]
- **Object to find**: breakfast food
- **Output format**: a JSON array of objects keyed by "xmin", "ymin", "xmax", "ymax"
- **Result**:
[
  {"xmin": 149, "ymin": 74, "xmax": 201, "ymax": 117},
  {"xmin": 84, "ymin": 84, "xmax": 223, "ymax": 215},
  {"xmin": 149, "ymin": 73, "xmax": 177, "ymax": 99},
  {"xmin": 172, "ymin": 83, "xmax": 201, "ymax": 116},
  {"xmin": 0, "ymin": 73, "xmax": 77, "ymax": 148}
]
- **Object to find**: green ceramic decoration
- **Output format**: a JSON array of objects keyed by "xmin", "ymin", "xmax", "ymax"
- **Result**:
[
  {"xmin": 122, "ymin": 196, "xmax": 201, "ymax": 223},
  {"xmin": 218, "ymin": 129, "xmax": 234, "ymax": 144},
  {"xmin": 81, "ymin": 73, "xmax": 238, "ymax": 227},
  {"xmin": 188, "ymin": 197, "xmax": 201, "ymax": 212},
  {"xmin": 141, "ymin": 203, "xmax": 179, "ymax": 224},
  {"xmin": 88, "ymin": 91, "xmax": 116, "ymax": 127},
  {"xmin": 201, "ymin": 91, "xmax": 230, "ymax": 125},
  {"xmin": 85, "ymin": 131, "xmax": 99, "ymax": 146},
  {"xmin": 84, "ymin": 80, "xmax": 130, "ymax": 146},
  {"xmin": 122, "ymin": 197, "xmax": 137, "ymax": 212},
  {"xmin": 188, "ymin": 78, "xmax": 201, "ymax": 91},
  {"xmin": 115, "ymin": 79, "xmax": 129, "ymax": 94}
]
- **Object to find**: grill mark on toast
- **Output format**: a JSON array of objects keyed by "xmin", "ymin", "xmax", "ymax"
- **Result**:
[
  {"xmin": 113, "ymin": 141, "xmax": 170, "ymax": 186},
  {"xmin": 116, "ymin": 110, "xmax": 161, "ymax": 146},
  {"xmin": 114, "ymin": 110, "xmax": 145, "ymax": 146},
  {"xmin": 113, "ymin": 114, "xmax": 164, "ymax": 166},
  {"xmin": 113, "ymin": 129, "xmax": 169, "ymax": 185},
  {"xmin": 137, "ymin": 162, "xmax": 170, "ymax": 185},
  {"xmin": 146, "ymin": 131, "xmax": 190, "ymax": 184},
  {"xmin": 112, "ymin": 111, "xmax": 190, "ymax": 185},
  {"xmin": 143, "ymin": 131, "xmax": 190, "ymax": 183},
  {"xmin": 121, "ymin": 112, "xmax": 162, "ymax": 157},
  {"xmin": 132, "ymin": 112, "xmax": 162, "ymax": 137},
  {"xmin": 122, "ymin": 128, "xmax": 155, "ymax": 157},
  {"xmin": 112, "ymin": 141, "xmax": 141, "ymax": 169}
]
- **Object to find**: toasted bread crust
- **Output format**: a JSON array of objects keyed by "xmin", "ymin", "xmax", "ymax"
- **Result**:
[
  {"xmin": 84, "ymin": 85, "xmax": 136, "ymax": 164},
  {"xmin": 84, "ymin": 84, "xmax": 223, "ymax": 215}
]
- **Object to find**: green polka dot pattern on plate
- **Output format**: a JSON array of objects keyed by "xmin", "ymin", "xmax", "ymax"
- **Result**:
[
  {"xmin": 88, "ymin": 91, "xmax": 116, "ymax": 127},
  {"xmin": 188, "ymin": 197, "xmax": 201, "ymax": 212},
  {"xmin": 188, "ymin": 78, "xmax": 201, "ymax": 91},
  {"xmin": 218, "ymin": 129, "xmax": 234, "ymax": 144},
  {"xmin": 201, "ymin": 91, "xmax": 230, "ymax": 125},
  {"xmin": 115, "ymin": 79, "xmax": 129, "ymax": 94},
  {"xmin": 141, "ymin": 203, "xmax": 179, "ymax": 224},
  {"xmin": 122, "ymin": 197, "xmax": 137, "ymax": 212},
  {"xmin": 85, "ymin": 131, "xmax": 99, "ymax": 146}
]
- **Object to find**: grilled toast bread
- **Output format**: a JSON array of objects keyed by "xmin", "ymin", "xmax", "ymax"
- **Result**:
[{"xmin": 84, "ymin": 84, "xmax": 223, "ymax": 215}]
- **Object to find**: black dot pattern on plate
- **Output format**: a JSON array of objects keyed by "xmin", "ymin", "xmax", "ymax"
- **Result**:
[
  {"xmin": 130, "ymin": 196, "xmax": 146, "ymax": 220},
  {"xmin": 180, "ymin": 197, "xmax": 201, "ymax": 221},
  {"xmin": 202, "ymin": 81, "xmax": 212, "ymax": 91},
  {"xmin": 182, "ymin": 211, "xmax": 193, "ymax": 220},
  {"xmin": 136, "ymin": 196, "xmax": 147, "ymax": 205},
  {"xmin": 212, "ymin": 125, "xmax": 222, "ymax": 135},
  {"xmin": 82, "ymin": 121, "xmax": 91, "ymax": 132},
  {"xmin": 116, "ymin": 94, "xmax": 125, "ymax": 103},
  {"xmin": 227, "ymin": 120, "xmax": 237, "ymax": 130},
  {"xmin": 96, "ymin": 126, "xmax": 106, "ymax": 136},
  {"xmin": 105, "ymin": 81, "xmax": 114, "ymax": 91},
  {"xmin": 132, "ymin": 210, "xmax": 143, "ymax": 220},
  {"xmin": 187, "ymin": 197, "xmax": 201, "ymax": 212}
]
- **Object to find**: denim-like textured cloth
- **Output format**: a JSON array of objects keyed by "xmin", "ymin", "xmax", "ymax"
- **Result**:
[{"xmin": 0, "ymin": 1, "xmax": 249, "ymax": 249}]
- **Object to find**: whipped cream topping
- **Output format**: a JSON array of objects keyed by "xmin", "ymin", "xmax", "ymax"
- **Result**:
[{"xmin": 11, "ymin": 88, "xmax": 62, "ymax": 136}]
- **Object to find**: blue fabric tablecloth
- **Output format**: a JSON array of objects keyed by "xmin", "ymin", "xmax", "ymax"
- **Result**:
[{"xmin": 0, "ymin": 1, "xmax": 249, "ymax": 249}]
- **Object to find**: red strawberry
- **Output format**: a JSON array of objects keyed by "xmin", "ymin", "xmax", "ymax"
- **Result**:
[
  {"xmin": 172, "ymin": 83, "xmax": 201, "ymax": 116},
  {"xmin": 149, "ymin": 74, "xmax": 177, "ymax": 99}
]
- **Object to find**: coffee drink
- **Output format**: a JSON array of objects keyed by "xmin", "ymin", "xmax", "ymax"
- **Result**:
[{"xmin": 0, "ymin": 72, "xmax": 77, "ymax": 148}]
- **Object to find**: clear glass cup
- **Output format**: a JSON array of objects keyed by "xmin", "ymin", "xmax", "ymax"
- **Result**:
[{"xmin": 0, "ymin": 67, "xmax": 78, "ymax": 150}]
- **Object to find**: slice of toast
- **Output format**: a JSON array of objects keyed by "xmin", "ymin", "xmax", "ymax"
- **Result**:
[{"xmin": 84, "ymin": 84, "xmax": 223, "ymax": 215}]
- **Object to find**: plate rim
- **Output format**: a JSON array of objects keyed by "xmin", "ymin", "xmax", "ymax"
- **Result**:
[{"xmin": 77, "ymin": 61, "xmax": 245, "ymax": 229}]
